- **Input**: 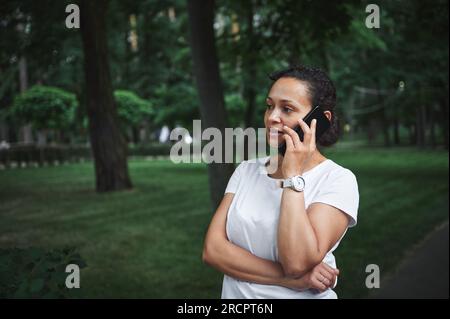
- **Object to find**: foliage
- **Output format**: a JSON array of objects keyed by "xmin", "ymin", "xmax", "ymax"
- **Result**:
[
  {"xmin": 0, "ymin": 0, "xmax": 448, "ymax": 147},
  {"xmin": 9, "ymin": 85, "xmax": 77, "ymax": 130},
  {"xmin": 0, "ymin": 247, "xmax": 87, "ymax": 299},
  {"xmin": 114, "ymin": 90, "xmax": 153, "ymax": 127}
]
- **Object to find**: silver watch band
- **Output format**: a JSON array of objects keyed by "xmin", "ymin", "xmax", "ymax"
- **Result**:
[
  {"xmin": 282, "ymin": 178, "xmax": 294, "ymax": 188},
  {"xmin": 281, "ymin": 175, "xmax": 305, "ymax": 192}
]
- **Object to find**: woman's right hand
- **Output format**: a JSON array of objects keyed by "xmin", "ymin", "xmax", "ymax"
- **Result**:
[{"xmin": 282, "ymin": 262, "xmax": 339, "ymax": 293}]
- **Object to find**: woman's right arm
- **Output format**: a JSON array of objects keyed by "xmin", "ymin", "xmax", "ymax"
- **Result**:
[{"xmin": 202, "ymin": 193, "xmax": 337, "ymax": 291}]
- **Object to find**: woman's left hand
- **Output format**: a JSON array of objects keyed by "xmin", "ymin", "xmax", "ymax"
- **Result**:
[
  {"xmin": 281, "ymin": 118, "xmax": 317, "ymax": 178},
  {"xmin": 281, "ymin": 262, "xmax": 339, "ymax": 292}
]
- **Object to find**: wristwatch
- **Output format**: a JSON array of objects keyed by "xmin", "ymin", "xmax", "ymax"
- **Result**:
[{"xmin": 282, "ymin": 175, "xmax": 305, "ymax": 192}]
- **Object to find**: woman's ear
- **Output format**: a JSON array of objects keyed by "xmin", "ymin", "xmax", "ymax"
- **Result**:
[{"xmin": 324, "ymin": 110, "xmax": 332, "ymax": 122}]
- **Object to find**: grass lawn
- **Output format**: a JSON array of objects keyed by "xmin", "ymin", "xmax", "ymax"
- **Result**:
[{"xmin": 0, "ymin": 147, "xmax": 448, "ymax": 298}]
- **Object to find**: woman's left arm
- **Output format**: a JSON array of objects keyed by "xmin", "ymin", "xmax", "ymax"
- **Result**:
[
  {"xmin": 277, "ymin": 118, "xmax": 350, "ymax": 278},
  {"xmin": 278, "ymin": 189, "xmax": 349, "ymax": 278}
]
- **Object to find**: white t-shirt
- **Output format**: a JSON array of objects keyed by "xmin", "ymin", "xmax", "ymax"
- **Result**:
[{"xmin": 221, "ymin": 156, "xmax": 359, "ymax": 299}]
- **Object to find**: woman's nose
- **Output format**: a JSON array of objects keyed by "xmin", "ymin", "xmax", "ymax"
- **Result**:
[{"xmin": 268, "ymin": 108, "xmax": 282, "ymax": 123}]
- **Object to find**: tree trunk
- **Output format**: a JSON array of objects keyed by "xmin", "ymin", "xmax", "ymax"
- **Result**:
[
  {"xmin": 17, "ymin": 19, "xmax": 32, "ymax": 144},
  {"xmin": 439, "ymin": 95, "xmax": 449, "ymax": 150},
  {"xmin": 80, "ymin": 0, "xmax": 132, "ymax": 192},
  {"xmin": 187, "ymin": 0, "xmax": 234, "ymax": 209},
  {"xmin": 375, "ymin": 82, "xmax": 390, "ymax": 147},
  {"xmin": 243, "ymin": 0, "xmax": 256, "ymax": 160},
  {"xmin": 18, "ymin": 56, "xmax": 33, "ymax": 144},
  {"xmin": 392, "ymin": 103, "xmax": 400, "ymax": 145},
  {"xmin": 416, "ymin": 104, "xmax": 426, "ymax": 148},
  {"xmin": 367, "ymin": 118, "xmax": 377, "ymax": 145},
  {"xmin": 381, "ymin": 114, "xmax": 391, "ymax": 147},
  {"xmin": 140, "ymin": 121, "xmax": 150, "ymax": 143},
  {"xmin": 429, "ymin": 104, "xmax": 436, "ymax": 148},
  {"xmin": 409, "ymin": 124, "xmax": 415, "ymax": 146},
  {"xmin": 0, "ymin": 122, "xmax": 8, "ymax": 142},
  {"xmin": 132, "ymin": 127, "xmax": 139, "ymax": 144},
  {"xmin": 393, "ymin": 117, "xmax": 400, "ymax": 145}
]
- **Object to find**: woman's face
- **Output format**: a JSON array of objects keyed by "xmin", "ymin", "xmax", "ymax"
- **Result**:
[{"xmin": 264, "ymin": 77, "xmax": 313, "ymax": 148}]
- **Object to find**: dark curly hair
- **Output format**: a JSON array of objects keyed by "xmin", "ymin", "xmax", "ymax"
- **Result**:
[{"xmin": 269, "ymin": 65, "xmax": 339, "ymax": 147}]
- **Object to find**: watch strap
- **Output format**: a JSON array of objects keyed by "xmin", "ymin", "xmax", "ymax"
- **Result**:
[{"xmin": 282, "ymin": 178, "xmax": 293, "ymax": 188}]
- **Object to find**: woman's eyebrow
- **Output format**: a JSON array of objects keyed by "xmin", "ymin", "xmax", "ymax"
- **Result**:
[
  {"xmin": 267, "ymin": 97, "xmax": 296, "ymax": 104},
  {"xmin": 266, "ymin": 96, "xmax": 301, "ymax": 109},
  {"xmin": 280, "ymin": 99, "xmax": 297, "ymax": 105}
]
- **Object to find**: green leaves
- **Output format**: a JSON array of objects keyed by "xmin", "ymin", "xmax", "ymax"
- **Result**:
[
  {"xmin": 0, "ymin": 247, "xmax": 87, "ymax": 299},
  {"xmin": 29, "ymin": 278, "xmax": 45, "ymax": 293},
  {"xmin": 114, "ymin": 90, "xmax": 153, "ymax": 127},
  {"xmin": 9, "ymin": 85, "xmax": 78, "ymax": 131}
]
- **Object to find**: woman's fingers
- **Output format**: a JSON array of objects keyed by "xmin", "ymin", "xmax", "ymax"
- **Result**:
[
  {"xmin": 319, "ymin": 269, "xmax": 334, "ymax": 284},
  {"xmin": 282, "ymin": 118, "xmax": 316, "ymax": 150},
  {"xmin": 321, "ymin": 263, "xmax": 339, "ymax": 276},
  {"xmin": 298, "ymin": 118, "xmax": 312, "ymax": 145},
  {"xmin": 310, "ymin": 119, "xmax": 317, "ymax": 147},
  {"xmin": 319, "ymin": 263, "xmax": 338, "ymax": 288},
  {"xmin": 312, "ymin": 277, "xmax": 328, "ymax": 292},
  {"xmin": 282, "ymin": 125, "xmax": 301, "ymax": 148},
  {"xmin": 310, "ymin": 263, "xmax": 339, "ymax": 289},
  {"xmin": 283, "ymin": 133, "xmax": 295, "ymax": 151}
]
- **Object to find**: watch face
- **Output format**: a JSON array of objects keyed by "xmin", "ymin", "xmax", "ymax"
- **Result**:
[{"xmin": 293, "ymin": 176, "xmax": 305, "ymax": 191}]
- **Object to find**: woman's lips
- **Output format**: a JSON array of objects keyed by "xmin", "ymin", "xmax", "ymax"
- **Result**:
[
  {"xmin": 269, "ymin": 132, "xmax": 283, "ymax": 137},
  {"xmin": 268, "ymin": 128, "xmax": 284, "ymax": 139}
]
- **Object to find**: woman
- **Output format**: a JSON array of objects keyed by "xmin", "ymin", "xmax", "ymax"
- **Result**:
[{"xmin": 202, "ymin": 65, "xmax": 359, "ymax": 299}]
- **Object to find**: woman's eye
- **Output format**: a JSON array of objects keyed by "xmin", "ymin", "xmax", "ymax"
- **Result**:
[
  {"xmin": 266, "ymin": 104, "xmax": 274, "ymax": 110},
  {"xmin": 283, "ymin": 107, "xmax": 293, "ymax": 113}
]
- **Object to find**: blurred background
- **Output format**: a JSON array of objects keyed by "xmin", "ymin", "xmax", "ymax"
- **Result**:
[{"xmin": 0, "ymin": 0, "xmax": 448, "ymax": 298}]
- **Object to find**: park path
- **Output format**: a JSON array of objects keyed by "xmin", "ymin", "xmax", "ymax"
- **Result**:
[{"xmin": 371, "ymin": 221, "xmax": 449, "ymax": 299}]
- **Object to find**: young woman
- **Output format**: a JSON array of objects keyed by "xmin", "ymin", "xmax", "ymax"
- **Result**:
[{"xmin": 202, "ymin": 65, "xmax": 359, "ymax": 299}]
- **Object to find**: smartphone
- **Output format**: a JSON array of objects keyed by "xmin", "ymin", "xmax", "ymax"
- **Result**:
[{"xmin": 278, "ymin": 105, "xmax": 331, "ymax": 156}]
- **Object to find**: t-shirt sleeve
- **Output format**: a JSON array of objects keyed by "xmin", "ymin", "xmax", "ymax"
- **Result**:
[
  {"xmin": 224, "ymin": 161, "xmax": 246, "ymax": 194},
  {"xmin": 311, "ymin": 168, "xmax": 359, "ymax": 227}
]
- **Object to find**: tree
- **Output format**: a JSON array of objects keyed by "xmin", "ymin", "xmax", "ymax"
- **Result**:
[
  {"xmin": 329, "ymin": 0, "xmax": 448, "ymax": 148},
  {"xmin": 187, "ymin": 0, "xmax": 234, "ymax": 209},
  {"xmin": 114, "ymin": 90, "xmax": 153, "ymax": 143},
  {"xmin": 9, "ymin": 85, "xmax": 77, "ymax": 144},
  {"xmin": 80, "ymin": 0, "xmax": 132, "ymax": 192},
  {"xmin": 213, "ymin": 0, "xmax": 356, "ymax": 158}
]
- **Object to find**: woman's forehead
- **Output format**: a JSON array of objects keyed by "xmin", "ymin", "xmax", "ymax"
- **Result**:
[{"xmin": 267, "ymin": 78, "xmax": 310, "ymax": 106}]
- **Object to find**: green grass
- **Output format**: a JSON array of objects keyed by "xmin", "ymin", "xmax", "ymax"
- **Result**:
[{"xmin": 0, "ymin": 147, "xmax": 448, "ymax": 298}]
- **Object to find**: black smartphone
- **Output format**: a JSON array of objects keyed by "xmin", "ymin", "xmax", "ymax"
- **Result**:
[{"xmin": 278, "ymin": 105, "xmax": 331, "ymax": 156}]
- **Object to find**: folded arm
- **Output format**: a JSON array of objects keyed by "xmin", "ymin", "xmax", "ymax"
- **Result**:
[
  {"xmin": 202, "ymin": 193, "xmax": 336, "ymax": 291},
  {"xmin": 278, "ymin": 188, "xmax": 350, "ymax": 277}
]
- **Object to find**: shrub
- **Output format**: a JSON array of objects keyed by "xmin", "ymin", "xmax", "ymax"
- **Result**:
[
  {"xmin": 0, "ymin": 247, "xmax": 87, "ymax": 299},
  {"xmin": 114, "ymin": 90, "xmax": 153, "ymax": 127},
  {"xmin": 9, "ymin": 85, "xmax": 78, "ymax": 131}
]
